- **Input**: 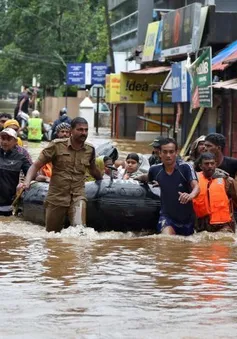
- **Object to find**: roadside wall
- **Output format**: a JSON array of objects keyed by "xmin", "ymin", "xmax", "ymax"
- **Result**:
[{"xmin": 41, "ymin": 91, "xmax": 87, "ymax": 123}]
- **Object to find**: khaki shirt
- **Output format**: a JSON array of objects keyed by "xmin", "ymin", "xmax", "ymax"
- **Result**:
[{"xmin": 38, "ymin": 138, "xmax": 95, "ymax": 206}]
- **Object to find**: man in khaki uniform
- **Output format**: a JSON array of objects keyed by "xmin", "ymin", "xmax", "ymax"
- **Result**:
[{"xmin": 23, "ymin": 117, "xmax": 103, "ymax": 232}]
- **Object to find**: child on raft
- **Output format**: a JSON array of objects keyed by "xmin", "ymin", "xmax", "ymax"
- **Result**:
[{"xmin": 121, "ymin": 153, "xmax": 144, "ymax": 180}]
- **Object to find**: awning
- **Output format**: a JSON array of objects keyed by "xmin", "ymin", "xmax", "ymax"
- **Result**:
[
  {"xmin": 212, "ymin": 78, "xmax": 237, "ymax": 90},
  {"xmin": 212, "ymin": 40, "xmax": 237, "ymax": 71},
  {"xmin": 124, "ymin": 66, "xmax": 170, "ymax": 75}
]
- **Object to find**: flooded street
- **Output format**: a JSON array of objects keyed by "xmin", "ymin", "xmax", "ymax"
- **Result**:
[{"xmin": 1, "ymin": 133, "xmax": 237, "ymax": 338}]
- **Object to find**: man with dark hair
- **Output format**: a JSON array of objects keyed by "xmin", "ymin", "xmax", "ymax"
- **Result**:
[
  {"xmin": 14, "ymin": 85, "xmax": 36, "ymax": 119},
  {"xmin": 193, "ymin": 152, "xmax": 237, "ymax": 233},
  {"xmin": 23, "ymin": 117, "xmax": 103, "ymax": 232},
  {"xmin": 136, "ymin": 138, "xmax": 200, "ymax": 236},
  {"xmin": 51, "ymin": 108, "xmax": 71, "ymax": 139},
  {"xmin": 148, "ymin": 136, "xmax": 166, "ymax": 166},
  {"xmin": 205, "ymin": 133, "xmax": 237, "ymax": 178},
  {"xmin": 0, "ymin": 113, "xmax": 12, "ymax": 131}
]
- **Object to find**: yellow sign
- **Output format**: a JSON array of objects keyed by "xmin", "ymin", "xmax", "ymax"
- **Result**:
[
  {"xmin": 142, "ymin": 21, "xmax": 160, "ymax": 62},
  {"xmin": 105, "ymin": 74, "xmax": 121, "ymax": 103},
  {"xmin": 120, "ymin": 72, "xmax": 167, "ymax": 103}
]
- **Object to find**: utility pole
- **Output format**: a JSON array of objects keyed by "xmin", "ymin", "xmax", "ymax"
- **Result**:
[{"xmin": 104, "ymin": 0, "xmax": 115, "ymax": 73}]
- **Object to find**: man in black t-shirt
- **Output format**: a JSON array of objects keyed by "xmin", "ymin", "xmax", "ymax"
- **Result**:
[
  {"xmin": 14, "ymin": 86, "xmax": 36, "ymax": 119},
  {"xmin": 205, "ymin": 133, "xmax": 237, "ymax": 179}
]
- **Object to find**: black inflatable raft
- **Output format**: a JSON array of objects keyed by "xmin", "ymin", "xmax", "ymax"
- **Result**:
[{"xmin": 20, "ymin": 179, "xmax": 161, "ymax": 232}]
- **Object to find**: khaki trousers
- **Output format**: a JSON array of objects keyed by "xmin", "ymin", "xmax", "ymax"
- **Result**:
[{"xmin": 45, "ymin": 196, "xmax": 86, "ymax": 233}]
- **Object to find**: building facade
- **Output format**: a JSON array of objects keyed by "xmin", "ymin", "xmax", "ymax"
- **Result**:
[{"xmin": 108, "ymin": 0, "xmax": 237, "ymax": 52}]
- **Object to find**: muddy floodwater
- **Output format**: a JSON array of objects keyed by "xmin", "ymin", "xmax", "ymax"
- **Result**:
[{"xmin": 1, "ymin": 132, "xmax": 237, "ymax": 338}]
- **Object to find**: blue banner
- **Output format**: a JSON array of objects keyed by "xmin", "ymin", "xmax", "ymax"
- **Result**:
[
  {"xmin": 172, "ymin": 61, "xmax": 190, "ymax": 103},
  {"xmin": 66, "ymin": 63, "xmax": 85, "ymax": 85},
  {"xmin": 91, "ymin": 63, "xmax": 107, "ymax": 85},
  {"xmin": 66, "ymin": 63, "xmax": 107, "ymax": 85}
]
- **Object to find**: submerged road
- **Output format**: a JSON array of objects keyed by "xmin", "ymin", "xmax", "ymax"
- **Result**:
[{"xmin": 1, "ymin": 133, "xmax": 237, "ymax": 338}]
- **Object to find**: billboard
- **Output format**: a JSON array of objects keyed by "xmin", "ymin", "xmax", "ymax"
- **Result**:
[
  {"xmin": 172, "ymin": 61, "xmax": 190, "ymax": 103},
  {"xmin": 188, "ymin": 47, "xmax": 213, "ymax": 109},
  {"xmin": 153, "ymin": 20, "xmax": 163, "ymax": 61},
  {"xmin": 142, "ymin": 21, "xmax": 160, "ymax": 62},
  {"xmin": 161, "ymin": 3, "xmax": 202, "ymax": 58},
  {"xmin": 120, "ymin": 72, "xmax": 167, "ymax": 103}
]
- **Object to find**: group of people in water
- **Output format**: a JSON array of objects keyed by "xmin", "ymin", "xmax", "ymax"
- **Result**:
[{"xmin": 0, "ymin": 110, "xmax": 237, "ymax": 236}]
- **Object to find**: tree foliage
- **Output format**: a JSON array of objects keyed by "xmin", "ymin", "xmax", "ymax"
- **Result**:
[{"xmin": 0, "ymin": 0, "xmax": 108, "ymax": 89}]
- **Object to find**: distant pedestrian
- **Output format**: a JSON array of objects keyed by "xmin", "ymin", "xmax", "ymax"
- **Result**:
[
  {"xmin": 51, "ymin": 108, "xmax": 71, "ymax": 139},
  {"xmin": 14, "ymin": 85, "xmax": 36, "ymax": 119}
]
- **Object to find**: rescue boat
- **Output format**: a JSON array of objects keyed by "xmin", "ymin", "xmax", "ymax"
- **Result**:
[{"xmin": 20, "ymin": 179, "xmax": 161, "ymax": 232}]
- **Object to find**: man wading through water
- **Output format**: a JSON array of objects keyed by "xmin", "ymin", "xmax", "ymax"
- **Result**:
[
  {"xmin": 136, "ymin": 138, "xmax": 200, "ymax": 236},
  {"xmin": 23, "ymin": 117, "xmax": 103, "ymax": 232}
]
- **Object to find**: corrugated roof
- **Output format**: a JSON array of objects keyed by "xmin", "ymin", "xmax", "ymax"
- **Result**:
[
  {"xmin": 123, "ymin": 66, "xmax": 170, "ymax": 75},
  {"xmin": 212, "ymin": 78, "xmax": 237, "ymax": 90},
  {"xmin": 212, "ymin": 40, "xmax": 237, "ymax": 71}
]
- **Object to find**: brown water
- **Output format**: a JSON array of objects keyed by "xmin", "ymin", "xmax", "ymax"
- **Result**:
[{"xmin": 1, "ymin": 133, "xmax": 237, "ymax": 338}]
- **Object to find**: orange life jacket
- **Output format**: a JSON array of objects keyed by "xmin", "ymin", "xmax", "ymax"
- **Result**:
[
  {"xmin": 41, "ymin": 163, "xmax": 52, "ymax": 178},
  {"xmin": 193, "ymin": 172, "xmax": 231, "ymax": 224}
]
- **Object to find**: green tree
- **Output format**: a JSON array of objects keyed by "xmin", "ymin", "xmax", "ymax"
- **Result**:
[{"xmin": 0, "ymin": 0, "xmax": 108, "ymax": 89}]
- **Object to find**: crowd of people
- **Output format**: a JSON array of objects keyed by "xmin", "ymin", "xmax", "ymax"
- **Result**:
[{"xmin": 0, "ymin": 105, "xmax": 237, "ymax": 236}]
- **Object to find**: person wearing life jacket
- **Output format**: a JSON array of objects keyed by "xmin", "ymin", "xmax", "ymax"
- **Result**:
[
  {"xmin": 26, "ymin": 110, "xmax": 44, "ymax": 141},
  {"xmin": 193, "ymin": 152, "xmax": 237, "ymax": 233},
  {"xmin": 35, "ymin": 122, "xmax": 71, "ymax": 182}
]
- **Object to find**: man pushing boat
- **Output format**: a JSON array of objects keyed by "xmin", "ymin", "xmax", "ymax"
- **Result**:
[
  {"xmin": 135, "ymin": 137, "xmax": 200, "ymax": 236},
  {"xmin": 23, "ymin": 117, "xmax": 103, "ymax": 232}
]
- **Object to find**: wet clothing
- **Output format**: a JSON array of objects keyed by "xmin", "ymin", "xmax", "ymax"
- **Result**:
[
  {"xmin": 45, "ymin": 199, "xmax": 86, "ymax": 233},
  {"xmin": 218, "ymin": 156, "xmax": 237, "ymax": 179},
  {"xmin": 38, "ymin": 138, "xmax": 95, "ymax": 207},
  {"xmin": 16, "ymin": 145, "xmax": 32, "ymax": 165},
  {"xmin": 38, "ymin": 138, "xmax": 95, "ymax": 231},
  {"xmin": 40, "ymin": 163, "xmax": 52, "ymax": 177},
  {"xmin": 0, "ymin": 147, "xmax": 31, "ymax": 211},
  {"xmin": 27, "ymin": 118, "xmax": 43, "ymax": 141},
  {"xmin": 193, "ymin": 170, "xmax": 236, "ymax": 233},
  {"xmin": 193, "ymin": 172, "xmax": 231, "ymax": 224},
  {"xmin": 148, "ymin": 162, "xmax": 197, "ymax": 233},
  {"xmin": 158, "ymin": 214, "xmax": 194, "ymax": 236},
  {"xmin": 14, "ymin": 92, "xmax": 29, "ymax": 118},
  {"xmin": 86, "ymin": 157, "xmax": 104, "ymax": 182}
]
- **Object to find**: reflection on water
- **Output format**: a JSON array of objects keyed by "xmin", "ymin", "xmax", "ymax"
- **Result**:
[{"xmin": 1, "ymin": 136, "xmax": 237, "ymax": 338}]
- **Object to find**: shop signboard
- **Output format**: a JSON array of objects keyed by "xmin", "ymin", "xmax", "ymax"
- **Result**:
[
  {"xmin": 120, "ymin": 72, "xmax": 167, "ymax": 103},
  {"xmin": 142, "ymin": 21, "xmax": 159, "ymax": 62},
  {"xmin": 105, "ymin": 74, "xmax": 121, "ymax": 103},
  {"xmin": 172, "ymin": 61, "xmax": 190, "ymax": 103},
  {"xmin": 161, "ymin": 3, "xmax": 202, "ymax": 58},
  {"xmin": 188, "ymin": 47, "xmax": 213, "ymax": 109}
]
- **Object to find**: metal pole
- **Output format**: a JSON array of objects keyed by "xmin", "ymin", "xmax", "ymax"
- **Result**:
[
  {"xmin": 96, "ymin": 87, "xmax": 100, "ymax": 135},
  {"xmin": 160, "ymin": 92, "xmax": 164, "ymax": 136},
  {"xmin": 65, "ymin": 85, "xmax": 68, "ymax": 109}
]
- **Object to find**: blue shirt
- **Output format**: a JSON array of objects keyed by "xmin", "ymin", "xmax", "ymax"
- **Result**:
[{"xmin": 148, "ymin": 162, "xmax": 197, "ymax": 223}]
